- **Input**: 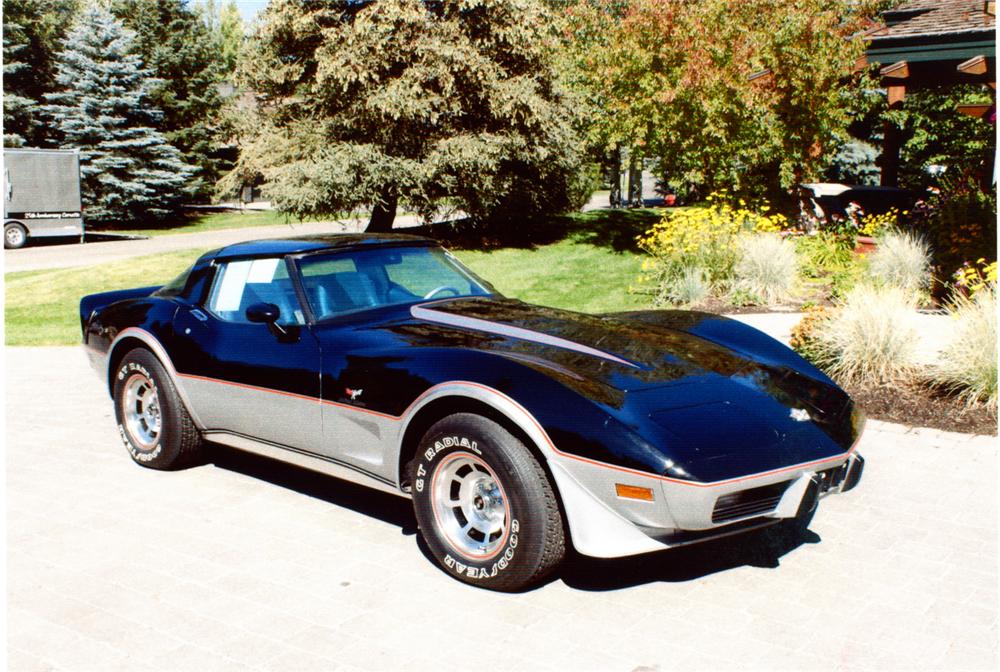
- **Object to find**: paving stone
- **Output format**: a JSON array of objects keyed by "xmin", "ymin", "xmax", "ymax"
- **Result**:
[{"xmin": 6, "ymin": 346, "xmax": 999, "ymax": 671}]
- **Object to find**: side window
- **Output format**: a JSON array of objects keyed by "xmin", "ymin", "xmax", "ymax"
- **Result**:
[{"xmin": 206, "ymin": 257, "xmax": 304, "ymax": 325}]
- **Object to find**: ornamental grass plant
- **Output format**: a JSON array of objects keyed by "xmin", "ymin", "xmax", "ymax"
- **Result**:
[
  {"xmin": 811, "ymin": 284, "xmax": 919, "ymax": 386},
  {"xmin": 654, "ymin": 266, "xmax": 710, "ymax": 307},
  {"xmin": 731, "ymin": 233, "xmax": 798, "ymax": 306},
  {"xmin": 867, "ymin": 229, "xmax": 932, "ymax": 297},
  {"xmin": 932, "ymin": 288, "xmax": 997, "ymax": 410}
]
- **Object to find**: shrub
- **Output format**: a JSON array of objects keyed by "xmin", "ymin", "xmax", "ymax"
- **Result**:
[
  {"xmin": 731, "ymin": 233, "xmax": 798, "ymax": 305},
  {"xmin": 912, "ymin": 174, "xmax": 997, "ymax": 284},
  {"xmin": 867, "ymin": 229, "xmax": 931, "ymax": 296},
  {"xmin": 795, "ymin": 231, "xmax": 854, "ymax": 278},
  {"xmin": 789, "ymin": 305, "xmax": 834, "ymax": 364},
  {"xmin": 932, "ymin": 288, "xmax": 997, "ymax": 410},
  {"xmin": 811, "ymin": 284, "xmax": 918, "ymax": 386},
  {"xmin": 636, "ymin": 193, "xmax": 789, "ymax": 303},
  {"xmin": 830, "ymin": 259, "xmax": 869, "ymax": 300},
  {"xmin": 654, "ymin": 266, "xmax": 710, "ymax": 307}
]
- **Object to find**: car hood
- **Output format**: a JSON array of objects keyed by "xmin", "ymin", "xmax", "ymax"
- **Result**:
[{"xmin": 409, "ymin": 297, "xmax": 821, "ymax": 390}]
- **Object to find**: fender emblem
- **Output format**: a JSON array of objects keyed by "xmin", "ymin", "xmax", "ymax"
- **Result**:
[
  {"xmin": 789, "ymin": 408, "xmax": 810, "ymax": 422},
  {"xmin": 345, "ymin": 388, "xmax": 364, "ymax": 401}
]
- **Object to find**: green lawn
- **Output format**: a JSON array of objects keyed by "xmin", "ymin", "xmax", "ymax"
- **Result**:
[
  {"xmin": 5, "ymin": 249, "xmax": 210, "ymax": 346},
  {"xmin": 6, "ymin": 207, "xmax": 664, "ymax": 345},
  {"xmin": 457, "ymin": 240, "xmax": 647, "ymax": 314}
]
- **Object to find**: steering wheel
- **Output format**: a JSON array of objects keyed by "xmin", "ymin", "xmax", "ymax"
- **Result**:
[{"xmin": 423, "ymin": 286, "xmax": 462, "ymax": 300}]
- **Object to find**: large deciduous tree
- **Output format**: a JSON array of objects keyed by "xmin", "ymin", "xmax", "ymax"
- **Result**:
[
  {"xmin": 111, "ymin": 0, "xmax": 226, "ymax": 198},
  {"xmin": 561, "ymin": 0, "xmax": 873, "ymax": 197},
  {"xmin": 44, "ymin": 6, "xmax": 195, "ymax": 224},
  {"xmin": 230, "ymin": 0, "xmax": 587, "ymax": 231}
]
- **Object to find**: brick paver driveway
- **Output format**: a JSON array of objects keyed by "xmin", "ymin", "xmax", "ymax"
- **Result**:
[{"xmin": 7, "ymin": 347, "xmax": 998, "ymax": 671}]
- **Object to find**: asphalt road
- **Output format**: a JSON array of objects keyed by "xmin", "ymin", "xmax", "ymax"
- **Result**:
[
  {"xmin": 3, "ymin": 214, "xmax": 425, "ymax": 274},
  {"xmin": 6, "ymin": 346, "xmax": 998, "ymax": 671}
]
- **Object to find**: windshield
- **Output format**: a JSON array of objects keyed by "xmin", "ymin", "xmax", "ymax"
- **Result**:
[{"xmin": 297, "ymin": 245, "xmax": 494, "ymax": 320}]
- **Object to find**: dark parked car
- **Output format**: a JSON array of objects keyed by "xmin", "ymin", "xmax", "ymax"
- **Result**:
[
  {"xmin": 799, "ymin": 182, "xmax": 913, "ymax": 225},
  {"xmin": 81, "ymin": 234, "xmax": 864, "ymax": 590}
]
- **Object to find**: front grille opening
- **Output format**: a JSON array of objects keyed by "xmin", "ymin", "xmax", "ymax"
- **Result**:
[{"xmin": 712, "ymin": 480, "xmax": 792, "ymax": 524}]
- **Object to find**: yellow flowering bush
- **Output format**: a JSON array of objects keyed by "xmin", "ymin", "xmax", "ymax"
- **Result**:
[
  {"xmin": 635, "ymin": 194, "xmax": 789, "ymax": 303},
  {"xmin": 952, "ymin": 258, "xmax": 997, "ymax": 298},
  {"xmin": 858, "ymin": 208, "xmax": 902, "ymax": 237}
]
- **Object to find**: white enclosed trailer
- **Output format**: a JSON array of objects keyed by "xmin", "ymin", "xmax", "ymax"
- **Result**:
[{"xmin": 4, "ymin": 148, "xmax": 83, "ymax": 249}]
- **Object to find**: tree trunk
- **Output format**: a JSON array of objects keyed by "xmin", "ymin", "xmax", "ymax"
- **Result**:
[
  {"xmin": 366, "ymin": 191, "xmax": 398, "ymax": 232},
  {"xmin": 609, "ymin": 145, "xmax": 622, "ymax": 208},
  {"xmin": 880, "ymin": 117, "xmax": 901, "ymax": 188},
  {"xmin": 628, "ymin": 155, "xmax": 642, "ymax": 206}
]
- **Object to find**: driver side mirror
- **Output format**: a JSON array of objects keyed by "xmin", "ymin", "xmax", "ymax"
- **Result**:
[
  {"xmin": 246, "ymin": 302, "xmax": 281, "ymax": 325},
  {"xmin": 246, "ymin": 302, "xmax": 293, "ymax": 339}
]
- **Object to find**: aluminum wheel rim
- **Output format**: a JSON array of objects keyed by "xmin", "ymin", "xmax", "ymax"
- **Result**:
[
  {"xmin": 6, "ymin": 226, "xmax": 24, "ymax": 247},
  {"xmin": 431, "ymin": 452, "xmax": 509, "ymax": 559},
  {"xmin": 123, "ymin": 373, "xmax": 161, "ymax": 449}
]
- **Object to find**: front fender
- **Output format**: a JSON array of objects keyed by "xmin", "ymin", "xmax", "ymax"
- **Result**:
[{"xmin": 611, "ymin": 309, "xmax": 835, "ymax": 386}]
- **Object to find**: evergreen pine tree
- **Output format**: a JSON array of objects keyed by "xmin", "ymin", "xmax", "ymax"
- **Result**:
[
  {"xmin": 3, "ymin": 0, "xmax": 79, "ymax": 147},
  {"xmin": 44, "ymin": 6, "xmax": 195, "ymax": 225},
  {"xmin": 3, "ymin": 20, "xmax": 36, "ymax": 147},
  {"xmin": 111, "ymin": 0, "xmax": 226, "ymax": 199}
]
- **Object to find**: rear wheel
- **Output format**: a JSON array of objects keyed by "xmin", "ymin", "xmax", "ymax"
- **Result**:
[
  {"xmin": 113, "ymin": 348, "xmax": 202, "ymax": 469},
  {"xmin": 411, "ymin": 413, "xmax": 565, "ymax": 591},
  {"xmin": 4, "ymin": 222, "xmax": 27, "ymax": 249}
]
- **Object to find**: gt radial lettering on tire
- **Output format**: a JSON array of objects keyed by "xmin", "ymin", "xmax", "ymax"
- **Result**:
[{"xmin": 411, "ymin": 413, "xmax": 565, "ymax": 591}]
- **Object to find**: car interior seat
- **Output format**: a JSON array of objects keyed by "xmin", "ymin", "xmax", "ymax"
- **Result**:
[{"xmin": 306, "ymin": 271, "xmax": 380, "ymax": 320}]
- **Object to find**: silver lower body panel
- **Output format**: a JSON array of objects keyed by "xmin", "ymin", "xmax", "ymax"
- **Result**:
[{"xmin": 203, "ymin": 431, "xmax": 408, "ymax": 499}]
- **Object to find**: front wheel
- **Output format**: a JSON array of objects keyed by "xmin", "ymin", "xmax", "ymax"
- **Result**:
[
  {"xmin": 411, "ymin": 413, "xmax": 565, "ymax": 591},
  {"xmin": 4, "ymin": 222, "xmax": 27, "ymax": 249},
  {"xmin": 113, "ymin": 348, "xmax": 203, "ymax": 469}
]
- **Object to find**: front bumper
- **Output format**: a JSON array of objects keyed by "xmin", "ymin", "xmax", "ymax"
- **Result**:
[{"xmin": 548, "ymin": 451, "xmax": 865, "ymax": 559}]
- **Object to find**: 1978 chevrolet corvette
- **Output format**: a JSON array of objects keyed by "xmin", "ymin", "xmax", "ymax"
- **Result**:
[{"xmin": 81, "ymin": 233, "xmax": 864, "ymax": 590}]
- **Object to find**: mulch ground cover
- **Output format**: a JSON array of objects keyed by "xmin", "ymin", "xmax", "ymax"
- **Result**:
[{"xmin": 844, "ymin": 381, "xmax": 997, "ymax": 437}]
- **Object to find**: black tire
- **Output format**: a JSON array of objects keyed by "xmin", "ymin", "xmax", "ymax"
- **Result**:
[
  {"xmin": 4, "ymin": 222, "xmax": 27, "ymax": 249},
  {"xmin": 411, "ymin": 413, "xmax": 565, "ymax": 591},
  {"xmin": 113, "ymin": 348, "xmax": 202, "ymax": 470}
]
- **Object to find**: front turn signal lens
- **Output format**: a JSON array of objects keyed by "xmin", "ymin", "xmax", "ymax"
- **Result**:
[{"xmin": 615, "ymin": 483, "xmax": 655, "ymax": 501}]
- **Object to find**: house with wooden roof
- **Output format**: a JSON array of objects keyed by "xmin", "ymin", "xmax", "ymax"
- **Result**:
[{"xmin": 861, "ymin": 0, "xmax": 995, "ymax": 185}]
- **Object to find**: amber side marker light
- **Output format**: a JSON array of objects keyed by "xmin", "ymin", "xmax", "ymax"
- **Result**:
[{"xmin": 615, "ymin": 484, "xmax": 655, "ymax": 501}]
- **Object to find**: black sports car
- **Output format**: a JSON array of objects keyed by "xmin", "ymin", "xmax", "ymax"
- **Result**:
[{"xmin": 81, "ymin": 233, "xmax": 865, "ymax": 591}]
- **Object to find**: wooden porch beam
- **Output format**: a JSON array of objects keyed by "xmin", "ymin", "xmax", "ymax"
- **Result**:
[
  {"xmin": 880, "ymin": 60, "xmax": 910, "ymax": 79},
  {"xmin": 957, "ymin": 55, "xmax": 988, "ymax": 76},
  {"xmin": 887, "ymin": 85, "xmax": 906, "ymax": 105},
  {"xmin": 957, "ymin": 103, "xmax": 993, "ymax": 118}
]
